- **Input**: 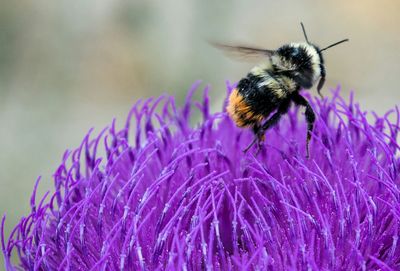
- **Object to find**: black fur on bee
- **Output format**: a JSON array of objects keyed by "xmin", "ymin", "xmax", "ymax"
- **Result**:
[{"xmin": 218, "ymin": 23, "xmax": 348, "ymax": 157}]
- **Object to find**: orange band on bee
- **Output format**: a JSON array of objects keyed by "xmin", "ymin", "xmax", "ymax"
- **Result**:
[{"xmin": 227, "ymin": 88, "xmax": 263, "ymax": 127}]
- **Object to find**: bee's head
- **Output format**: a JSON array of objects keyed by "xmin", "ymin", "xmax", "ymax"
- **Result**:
[
  {"xmin": 272, "ymin": 42, "xmax": 323, "ymax": 89},
  {"xmin": 272, "ymin": 23, "xmax": 348, "ymax": 94}
]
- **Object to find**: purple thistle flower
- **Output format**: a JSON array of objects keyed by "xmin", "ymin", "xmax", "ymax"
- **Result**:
[{"xmin": 2, "ymin": 81, "xmax": 400, "ymax": 270}]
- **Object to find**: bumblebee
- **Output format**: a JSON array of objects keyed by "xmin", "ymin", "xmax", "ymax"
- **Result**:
[{"xmin": 214, "ymin": 23, "xmax": 348, "ymax": 157}]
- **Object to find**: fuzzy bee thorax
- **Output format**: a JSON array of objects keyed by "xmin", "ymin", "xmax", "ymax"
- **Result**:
[{"xmin": 270, "ymin": 42, "xmax": 323, "ymax": 89}]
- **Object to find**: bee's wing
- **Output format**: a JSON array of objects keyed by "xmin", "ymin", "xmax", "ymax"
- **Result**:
[{"xmin": 210, "ymin": 42, "xmax": 275, "ymax": 61}]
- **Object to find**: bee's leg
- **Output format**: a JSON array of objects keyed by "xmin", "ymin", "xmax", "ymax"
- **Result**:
[
  {"xmin": 258, "ymin": 99, "xmax": 291, "ymax": 135},
  {"xmin": 243, "ymin": 124, "xmax": 261, "ymax": 153},
  {"xmin": 317, "ymin": 76, "xmax": 326, "ymax": 98},
  {"xmin": 243, "ymin": 99, "xmax": 291, "ymax": 153},
  {"xmin": 243, "ymin": 100, "xmax": 291, "ymax": 153},
  {"xmin": 291, "ymin": 93, "xmax": 316, "ymax": 158},
  {"xmin": 257, "ymin": 127, "xmax": 267, "ymax": 155},
  {"xmin": 243, "ymin": 137, "xmax": 258, "ymax": 153},
  {"xmin": 254, "ymin": 123, "xmax": 266, "ymax": 154},
  {"xmin": 254, "ymin": 140, "xmax": 263, "ymax": 156}
]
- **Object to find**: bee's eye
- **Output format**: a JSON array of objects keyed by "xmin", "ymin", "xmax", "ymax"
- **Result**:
[{"xmin": 291, "ymin": 48, "xmax": 300, "ymax": 57}]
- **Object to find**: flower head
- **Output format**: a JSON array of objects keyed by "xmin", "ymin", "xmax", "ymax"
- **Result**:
[{"xmin": 2, "ymin": 81, "xmax": 400, "ymax": 270}]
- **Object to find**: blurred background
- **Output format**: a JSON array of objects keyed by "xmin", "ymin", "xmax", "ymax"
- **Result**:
[{"xmin": 0, "ymin": 0, "xmax": 399, "ymax": 265}]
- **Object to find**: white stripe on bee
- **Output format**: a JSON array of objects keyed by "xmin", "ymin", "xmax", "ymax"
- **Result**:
[
  {"xmin": 257, "ymin": 76, "xmax": 287, "ymax": 98},
  {"xmin": 271, "ymin": 54, "xmax": 297, "ymax": 71},
  {"xmin": 279, "ymin": 76, "xmax": 297, "ymax": 93},
  {"xmin": 250, "ymin": 63, "xmax": 271, "ymax": 76},
  {"xmin": 271, "ymin": 88, "xmax": 286, "ymax": 98},
  {"xmin": 291, "ymin": 42, "xmax": 321, "ymax": 81},
  {"xmin": 303, "ymin": 45, "xmax": 321, "ymax": 81}
]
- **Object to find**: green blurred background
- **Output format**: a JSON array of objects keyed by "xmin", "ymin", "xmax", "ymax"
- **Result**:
[{"xmin": 1, "ymin": 0, "xmax": 399, "ymax": 266}]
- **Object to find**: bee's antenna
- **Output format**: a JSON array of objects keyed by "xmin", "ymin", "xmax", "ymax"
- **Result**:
[
  {"xmin": 319, "ymin": 39, "xmax": 349, "ymax": 52},
  {"xmin": 300, "ymin": 22, "xmax": 310, "ymax": 43}
]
